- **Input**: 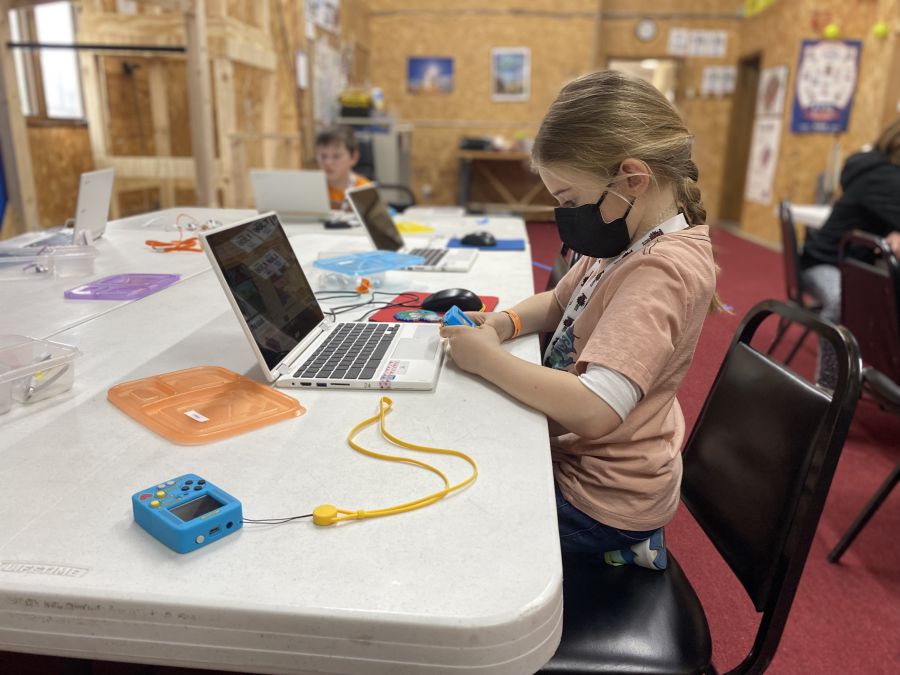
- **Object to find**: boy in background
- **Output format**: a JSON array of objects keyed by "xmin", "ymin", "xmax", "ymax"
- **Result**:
[{"xmin": 314, "ymin": 126, "xmax": 371, "ymax": 209}]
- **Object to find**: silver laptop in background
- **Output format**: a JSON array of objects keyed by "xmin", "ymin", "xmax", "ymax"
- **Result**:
[
  {"xmin": 346, "ymin": 183, "xmax": 478, "ymax": 273},
  {"xmin": 250, "ymin": 169, "xmax": 332, "ymax": 224},
  {"xmin": 199, "ymin": 211, "xmax": 443, "ymax": 391},
  {"xmin": 2, "ymin": 168, "xmax": 114, "ymax": 248}
]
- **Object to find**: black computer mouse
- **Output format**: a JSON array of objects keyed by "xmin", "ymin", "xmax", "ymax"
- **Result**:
[
  {"xmin": 420, "ymin": 288, "xmax": 484, "ymax": 313},
  {"xmin": 461, "ymin": 231, "xmax": 497, "ymax": 247}
]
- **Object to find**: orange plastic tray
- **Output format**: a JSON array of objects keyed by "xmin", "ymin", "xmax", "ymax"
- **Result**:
[{"xmin": 108, "ymin": 366, "xmax": 305, "ymax": 445}]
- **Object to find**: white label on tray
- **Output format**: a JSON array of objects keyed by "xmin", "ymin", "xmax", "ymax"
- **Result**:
[{"xmin": 185, "ymin": 409, "xmax": 209, "ymax": 423}]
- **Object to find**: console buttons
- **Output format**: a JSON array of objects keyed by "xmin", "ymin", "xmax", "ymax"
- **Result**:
[
  {"xmin": 157, "ymin": 484, "xmax": 166, "ymax": 489},
  {"xmin": 193, "ymin": 485, "xmax": 202, "ymax": 491},
  {"xmin": 181, "ymin": 486, "xmax": 189, "ymax": 491},
  {"xmin": 139, "ymin": 493, "xmax": 152, "ymax": 501},
  {"xmin": 155, "ymin": 490, "xmax": 166, "ymax": 498},
  {"xmin": 195, "ymin": 535, "xmax": 205, "ymax": 544},
  {"xmin": 185, "ymin": 480, "xmax": 194, "ymax": 485},
  {"xmin": 198, "ymin": 479, "xmax": 206, "ymax": 485},
  {"xmin": 166, "ymin": 481, "xmax": 175, "ymax": 486},
  {"xmin": 150, "ymin": 500, "xmax": 160, "ymax": 508}
]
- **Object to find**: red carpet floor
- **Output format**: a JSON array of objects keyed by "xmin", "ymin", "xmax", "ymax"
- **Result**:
[{"xmin": 530, "ymin": 222, "xmax": 900, "ymax": 673}]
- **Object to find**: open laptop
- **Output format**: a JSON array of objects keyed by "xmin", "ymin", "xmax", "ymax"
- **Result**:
[
  {"xmin": 2, "ymin": 168, "xmax": 114, "ymax": 248},
  {"xmin": 200, "ymin": 212, "xmax": 443, "ymax": 391},
  {"xmin": 250, "ymin": 169, "xmax": 333, "ymax": 224},
  {"xmin": 346, "ymin": 183, "xmax": 478, "ymax": 272}
]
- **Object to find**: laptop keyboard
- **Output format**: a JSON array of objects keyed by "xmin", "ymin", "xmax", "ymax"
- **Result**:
[
  {"xmin": 294, "ymin": 323, "xmax": 399, "ymax": 380},
  {"xmin": 407, "ymin": 248, "xmax": 448, "ymax": 267}
]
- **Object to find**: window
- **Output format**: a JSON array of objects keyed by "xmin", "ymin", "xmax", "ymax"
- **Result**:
[{"xmin": 8, "ymin": 1, "xmax": 84, "ymax": 121}]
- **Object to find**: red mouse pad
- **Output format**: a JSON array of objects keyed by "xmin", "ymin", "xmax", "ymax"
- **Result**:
[{"xmin": 368, "ymin": 292, "xmax": 499, "ymax": 322}]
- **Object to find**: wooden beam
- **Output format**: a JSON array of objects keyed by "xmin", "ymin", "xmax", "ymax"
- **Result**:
[
  {"xmin": 0, "ymin": 8, "xmax": 38, "ymax": 234},
  {"xmin": 184, "ymin": 0, "xmax": 217, "ymax": 206},
  {"xmin": 262, "ymin": 72, "xmax": 278, "ymax": 168},
  {"xmin": 78, "ymin": 52, "xmax": 108, "ymax": 161},
  {"xmin": 148, "ymin": 60, "xmax": 175, "ymax": 207},
  {"xmin": 213, "ymin": 58, "xmax": 236, "ymax": 206},
  {"xmin": 106, "ymin": 155, "xmax": 197, "ymax": 179}
]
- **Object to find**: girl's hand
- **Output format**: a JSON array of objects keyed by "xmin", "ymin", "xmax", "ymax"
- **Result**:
[
  {"xmin": 464, "ymin": 311, "xmax": 515, "ymax": 342},
  {"xmin": 439, "ymin": 323, "xmax": 503, "ymax": 373}
]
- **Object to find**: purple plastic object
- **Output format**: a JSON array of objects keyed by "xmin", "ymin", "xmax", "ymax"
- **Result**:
[{"xmin": 64, "ymin": 274, "xmax": 181, "ymax": 301}]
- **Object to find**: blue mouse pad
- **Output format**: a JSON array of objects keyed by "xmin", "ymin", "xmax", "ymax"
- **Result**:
[{"xmin": 446, "ymin": 238, "xmax": 526, "ymax": 251}]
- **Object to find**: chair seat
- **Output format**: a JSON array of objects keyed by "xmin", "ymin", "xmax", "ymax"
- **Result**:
[{"xmin": 541, "ymin": 554, "xmax": 711, "ymax": 675}]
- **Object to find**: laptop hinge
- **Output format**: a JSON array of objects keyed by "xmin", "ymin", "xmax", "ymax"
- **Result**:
[{"xmin": 275, "ymin": 321, "xmax": 330, "ymax": 376}]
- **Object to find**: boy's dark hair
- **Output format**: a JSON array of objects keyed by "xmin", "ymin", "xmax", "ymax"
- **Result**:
[{"xmin": 315, "ymin": 126, "xmax": 359, "ymax": 154}]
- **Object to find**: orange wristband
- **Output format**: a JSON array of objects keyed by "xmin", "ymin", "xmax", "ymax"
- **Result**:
[{"xmin": 502, "ymin": 309, "xmax": 522, "ymax": 340}]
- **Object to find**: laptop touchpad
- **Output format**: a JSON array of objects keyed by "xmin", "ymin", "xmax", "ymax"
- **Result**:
[{"xmin": 391, "ymin": 337, "xmax": 438, "ymax": 360}]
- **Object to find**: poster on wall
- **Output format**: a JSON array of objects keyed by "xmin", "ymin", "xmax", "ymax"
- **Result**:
[
  {"xmin": 790, "ymin": 39, "xmax": 861, "ymax": 133},
  {"xmin": 314, "ymin": 39, "xmax": 346, "ymax": 122},
  {"xmin": 305, "ymin": 0, "xmax": 340, "ymax": 34},
  {"xmin": 756, "ymin": 65, "xmax": 789, "ymax": 116},
  {"xmin": 407, "ymin": 57, "xmax": 454, "ymax": 94},
  {"xmin": 491, "ymin": 47, "xmax": 530, "ymax": 102},
  {"xmin": 745, "ymin": 117, "xmax": 783, "ymax": 205}
]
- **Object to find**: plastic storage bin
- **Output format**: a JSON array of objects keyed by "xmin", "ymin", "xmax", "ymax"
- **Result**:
[
  {"xmin": 313, "ymin": 251, "xmax": 425, "ymax": 290},
  {"xmin": 51, "ymin": 245, "xmax": 97, "ymax": 277},
  {"xmin": 0, "ymin": 335, "xmax": 82, "ymax": 414},
  {"xmin": 0, "ymin": 250, "xmax": 54, "ymax": 280}
]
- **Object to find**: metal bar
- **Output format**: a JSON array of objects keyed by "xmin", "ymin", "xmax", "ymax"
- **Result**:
[{"xmin": 6, "ymin": 41, "xmax": 185, "ymax": 53}]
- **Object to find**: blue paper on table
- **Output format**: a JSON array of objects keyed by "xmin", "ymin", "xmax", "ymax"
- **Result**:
[
  {"xmin": 313, "ymin": 251, "xmax": 425, "ymax": 275},
  {"xmin": 446, "ymin": 238, "xmax": 526, "ymax": 251}
]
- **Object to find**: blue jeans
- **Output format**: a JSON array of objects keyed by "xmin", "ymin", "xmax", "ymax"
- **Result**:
[{"xmin": 555, "ymin": 483, "xmax": 655, "ymax": 558}]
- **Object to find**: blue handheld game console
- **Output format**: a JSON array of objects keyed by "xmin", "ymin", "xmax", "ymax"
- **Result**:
[
  {"xmin": 441, "ymin": 305, "xmax": 477, "ymax": 327},
  {"xmin": 132, "ymin": 473, "xmax": 242, "ymax": 554}
]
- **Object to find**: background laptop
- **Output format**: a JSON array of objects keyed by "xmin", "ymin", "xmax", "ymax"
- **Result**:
[
  {"xmin": 346, "ymin": 183, "xmax": 478, "ymax": 273},
  {"xmin": 2, "ymin": 168, "xmax": 114, "ymax": 248},
  {"xmin": 250, "ymin": 169, "xmax": 333, "ymax": 224},
  {"xmin": 200, "ymin": 212, "xmax": 443, "ymax": 391}
]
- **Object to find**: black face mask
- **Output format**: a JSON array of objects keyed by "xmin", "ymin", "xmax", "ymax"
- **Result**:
[{"xmin": 554, "ymin": 189, "xmax": 635, "ymax": 259}]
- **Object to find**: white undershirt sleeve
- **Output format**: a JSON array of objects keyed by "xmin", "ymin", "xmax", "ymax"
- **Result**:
[{"xmin": 578, "ymin": 364, "xmax": 643, "ymax": 422}]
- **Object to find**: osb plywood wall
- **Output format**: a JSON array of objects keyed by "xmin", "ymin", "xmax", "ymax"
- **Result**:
[
  {"xmin": 737, "ymin": 0, "xmax": 899, "ymax": 242},
  {"xmin": 598, "ymin": 1, "xmax": 742, "ymax": 227},
  {"xmin": 368, "ymin": 0, "xmax": 597, "ymax": 207},
  {"xmin": 28, "ymin": 126, "xmax": 94, "ymax": 226},
  {"xmin": 368, "ymin": 0, "xmax": 742, "ymax": 216}
]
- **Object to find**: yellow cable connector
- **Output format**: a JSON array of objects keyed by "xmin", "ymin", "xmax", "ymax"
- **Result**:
[{"xmin": 313, "ymin": 396, "xmax": 478, "ymax": 526}]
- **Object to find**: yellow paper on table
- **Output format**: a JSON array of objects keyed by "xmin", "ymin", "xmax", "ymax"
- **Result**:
[{"xmin": 395, "ymin": 220, "xmax": 435, "ymax": 234}]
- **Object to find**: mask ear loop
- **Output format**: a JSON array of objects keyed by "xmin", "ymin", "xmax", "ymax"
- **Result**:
[{"xmin": 312, "ymin": 396, "xmax": 479, "ymax": 526}]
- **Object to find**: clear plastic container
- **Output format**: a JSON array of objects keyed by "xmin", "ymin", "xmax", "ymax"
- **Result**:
[
  {"xmin": 0, "ymin": 335, "xmax": 82, "ymax": 414},
  {"xmin": 0, "ymin": 250, "xmax": 54, "ymax": 281},
  {"xmin": 51, "ymin": 245, "xmax": 97, "ymax": 277},
  {"xmin": 313, "ymin": 251, "xmax": 425, "ymax": 291}
]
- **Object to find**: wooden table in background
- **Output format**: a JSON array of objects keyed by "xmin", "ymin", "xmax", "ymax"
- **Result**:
[{"xmin": 458, "ymin": 150, "xmax": 555, "ymax": 220}]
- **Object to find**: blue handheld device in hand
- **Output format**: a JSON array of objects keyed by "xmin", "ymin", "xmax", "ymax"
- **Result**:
[
  {"xmin": 132, "ymin": 473, "xmax": 242, "ymax": 553},
  {"xmin": 442, "ymin": 305, "xmax": 477, "ymax": 327}
]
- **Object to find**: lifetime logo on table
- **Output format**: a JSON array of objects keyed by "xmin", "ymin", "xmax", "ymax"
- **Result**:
[{"xmin": 132, "ymin": 473, "xmax": 242, "ymax": 554}]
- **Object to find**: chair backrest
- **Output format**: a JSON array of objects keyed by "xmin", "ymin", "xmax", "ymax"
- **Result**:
[
  {"xmin": 839, "ymin": 231, "xmax": 900, "ymax": 383},
  {"xmin": 681, "ymin": 299, "xmax": 861, "ymax": 674},
  {"xmin": 778, "ymin": 201, "xmax": 805, "ymax": 303}
]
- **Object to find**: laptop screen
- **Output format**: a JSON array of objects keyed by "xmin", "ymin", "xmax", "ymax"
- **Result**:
[
  {"xmin": 347, "ymin": 185, "xmax": 404, "ymax": 252},
  {"xmin": 204, "ymin": 213, "xmax": 325, "ymax": 371}
]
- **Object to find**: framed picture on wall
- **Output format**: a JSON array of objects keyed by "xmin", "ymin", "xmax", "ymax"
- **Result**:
[
  {"xmin": 407, "ymin": 57, "xmax": 454, "ymax": 94},
  {"xmin": 756, "ymin": 65, "xmax": 789, "ymax": 117},
  {"xmin": 491, "ymin": 47, "xmax": 530, "ymax": 102}
]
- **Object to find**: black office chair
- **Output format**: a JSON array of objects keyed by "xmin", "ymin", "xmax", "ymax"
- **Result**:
[
  {"xmin": 377, "ymin": 183, "xmax": 417, "ymax": 213},
  {"xmin": 767, "ymin": 201, "xmax": 822, "ymax": 364},
  {"xmin": 541, "ymin": 299, "xmax": 861, "ymax": 674},
  {"xmin": 827, "ymin": 231, "xmax": 900, "ymax": 563}
]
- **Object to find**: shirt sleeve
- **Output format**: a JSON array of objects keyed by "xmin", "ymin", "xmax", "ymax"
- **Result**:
[
  {"xmin": 579, "ymin": 364, "xmax": 643, "ymax": 422},
  {"xmin": 577, "ymin": 255, "xmax": 691, "ymax": 393}
]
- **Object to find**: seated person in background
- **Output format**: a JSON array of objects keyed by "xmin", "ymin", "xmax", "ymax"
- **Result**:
[
  {"xmin": 314, "ymin": 126, "xmax": 371, "ymax": 210},
  {"xmin": 801, "ymin": 117, "xmax": 900, "ymax": 387}
]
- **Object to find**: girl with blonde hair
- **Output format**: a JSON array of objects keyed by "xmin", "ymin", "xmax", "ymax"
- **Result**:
[{"xmin": 441, "ymin": 71, "xmax": 718, "ymax": 569}]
